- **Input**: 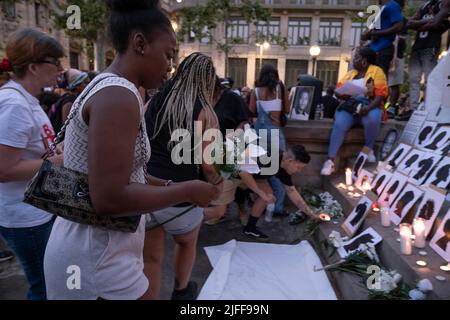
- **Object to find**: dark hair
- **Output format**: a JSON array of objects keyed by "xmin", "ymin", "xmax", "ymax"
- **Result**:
[
  {"xmin": 289, "ymin": 145, "xmax": 311, "ymax": 164},
  {"xmin": 256, "ymin": 64, "xmax": 280, "ymax": 92},
  {"xmin": 6, "ymin": 28, "xmax": 64, "ymax": 78},
  {"xmin": 226, "ymin": 77, "xmax": 234, "ymax": 88},
  {"xmin": 326, "ymin": 85, "xmax": 335, "ymax": 96},
  {"xmin": 38, "ymin": 91, "xmax": 60, "ymax": 111},
  {"xmin": 106, "ymin": 0, "xmax": 173, "ymax": 54},
  {"xmin": 358, "ymin": 47, "xmax": 377, "ymax": 66}
]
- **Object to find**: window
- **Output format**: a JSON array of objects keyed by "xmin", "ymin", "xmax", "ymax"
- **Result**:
[
  {"xmin": 319, "ymin": 19, "xmax": 343, "ymax": 46},
  {"xmin": 2, "ymin": 2, "xmax": 16, "ymax": 19},
  {"xmin": 288, "ymin": 18, "xmax": 311, "ymax": 46},
  {"xmin": 257, "ymin": 18, "xmax": 280, "ymax": 43},
  {"xmin": 285, "ymin": 60, "xmax": 308, "ymax": 89},
  {"xmin": 316, "ymin": 61, "xmax": 340, "ymax": 89},
  {"xmin": 350, "ymin": 22, "xmax": 366, "ymax": 47},
  {"xmin": 228, "ymin": 58, "xmax": 248, "ymax": 88},
  {"xmin": 255, "ymin": 59, "xmax": 277, "ymax": 81},
  {"xmin": 227, "ymin": 18, "xmax": 249, "ymax": 43},
  {"xmin": 70, "ymin": 51, "xmax": 79, "ymax": 69},
  {"xmin": 35, "ymin": 2, "xmax": 41, "ymax": 26}
]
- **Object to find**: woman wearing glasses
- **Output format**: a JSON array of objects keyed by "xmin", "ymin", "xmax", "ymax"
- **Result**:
[{"xmin": 0, "ymin": 27, "xmax": 64, "ymax": 300}]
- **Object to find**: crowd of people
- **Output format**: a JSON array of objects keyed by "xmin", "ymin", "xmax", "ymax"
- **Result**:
[{"xmin": 0, "ymin": 0, "xmax": 448, "ymax": 301}]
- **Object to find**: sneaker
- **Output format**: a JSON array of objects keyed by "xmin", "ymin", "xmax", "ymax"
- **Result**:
[
  {"xmin": 0, "ymin": 250, "xmax": 14, "ymax": 263},
  {"xmin": 171, "ymin": 281, "xmax": 198, "ymax": 300},
  {"xmin": 320, "ymin": 159, "xmax": 335, "ymax": 176},
  {"xmin": 243, "ymin": 226, "xmax": 269, "ymax": 242},
  {"xmin": 367, "ymin": 150, "xmax": 376, "ymax": 163}
]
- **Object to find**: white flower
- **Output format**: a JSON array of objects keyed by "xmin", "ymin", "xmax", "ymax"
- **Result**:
[
  {"xmin": 376, "ymin": 270, "xmax": 398, "ymax": 293},
  {"xmin": 417, "ymin": 279, "xmax": 433, "ymax": 293},
  {"xmin": 392, "ymin": 272, "xmax": 403, "ymax": 285},
  {"xmin": 409, "ymin": 289, "xmax": 426, "ymax": 300},
  {"xmin": 328, "ymin": 231, "xmax": 345, "ymax": 248}
]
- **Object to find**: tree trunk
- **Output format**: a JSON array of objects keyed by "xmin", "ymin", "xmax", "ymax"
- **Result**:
[{"xmin": 94, "ymin": 33, "xmax": 106, "ymax": 72}]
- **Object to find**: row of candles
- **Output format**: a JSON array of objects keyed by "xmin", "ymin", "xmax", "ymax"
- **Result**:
[{"xmin": 340, "ymin": 168, "xmax": 450, "ymax": 278}]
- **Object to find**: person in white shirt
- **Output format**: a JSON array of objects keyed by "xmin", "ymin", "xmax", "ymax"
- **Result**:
[{"xmin": 0, "ymin": 27, "xmax": 64, "ymax": 300}]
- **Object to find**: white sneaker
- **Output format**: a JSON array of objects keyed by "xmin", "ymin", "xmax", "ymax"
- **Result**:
[
  {"xmin": 321, "ymin": 159, "xmax": 335, "ymax": 176},
  {"xmin": 367, "ymin": 150, "xmax": 376, "ymax": 163}
]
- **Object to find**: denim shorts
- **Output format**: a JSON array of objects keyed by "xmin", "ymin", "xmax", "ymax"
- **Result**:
[{"xmin": 147, "ymin": 206, "xmax": 204, "ymax": 235}]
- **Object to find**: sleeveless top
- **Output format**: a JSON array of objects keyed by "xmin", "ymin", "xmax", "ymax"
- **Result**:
[
  {"xmin": 64, "ymin": 73, "xmax": 150, "ymax": 182},
  {"xmin": 255, "ymin": 86, "xmax": 283, "ymax": 112},
  {"xmin": 44, "ymin": 73, "xmax": 151, "ymax": 300}
]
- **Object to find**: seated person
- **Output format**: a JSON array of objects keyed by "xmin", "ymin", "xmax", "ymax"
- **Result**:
[
  {"xmin": 240, "ymin": 145, "xmax": 321, "ymax": 241},
  {"xmin": 321, "ymin": 47, "xmax": 388, "ymax": 175}
]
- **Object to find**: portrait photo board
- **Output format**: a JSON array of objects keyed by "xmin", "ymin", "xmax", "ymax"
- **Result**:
[
  {"xmin": 384, "ymin": 143, "xmax": 412, "ymax": 169},
  {"xmin": 414, "ymin": 185, "xmax": 447, "ymax": 237},
  {"xmin": 289, "ymin": 86, "xmax": 315, "ymax": 121},
  {"xmin": 430, "ymin": 208, "xmax": 450, "ymax": 262},
  {"xmin": 408, "ymin": 153, "xmax": 442, "ymax": 186},
  {"xmin": 352, "ymin": 147, "xmax": 371, "ymax": 181},
  {"xmin": 341, "ymin": 192, "xmax": 377, "ymax": 238},
  {"xmin": 338, "ymin": 227, "xmax": 383, "ymax": 258},
  {"xmin": 355, "ymin": 169, "xmax": 374, "ymax": 192},
  {"xmin": 397, "ymin": 149, "xmax": 427, "ymax": 176},
  {"xmin": 371, "ymin": 168, "xmax": 394, "ymax": 196},
  {"xmin": 422, "ymin": 126, "xmax": 450, "ymax": 152},
  {"xmin": 378, "ymin": 172, "xmax": 409, "ymax": 206},
  {"xmin": 390, "ymin": 183, "xmax": 424, "ymax": 225},
  {"xmin": 415, "ymin": 121, "xmax": 438, "ymax": 149},
  {"xmin": 424, "ymin": 155, "xmax": 450, "ymax": 190}
]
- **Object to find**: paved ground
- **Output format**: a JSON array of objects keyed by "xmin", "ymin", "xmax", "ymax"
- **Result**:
[{"xmin": 0, "ymin": 203, "xmax": 309, "ymax": 300}]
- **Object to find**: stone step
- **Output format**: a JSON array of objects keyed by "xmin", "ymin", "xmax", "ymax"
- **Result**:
[{"xmin": 313, "ymin": 175, "xmax": 450, "ymax": 300}]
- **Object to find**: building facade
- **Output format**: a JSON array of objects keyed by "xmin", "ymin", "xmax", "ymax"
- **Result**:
[{"xmin": 172, "ymin": 0, "xmax": 443, "ymax": 89}]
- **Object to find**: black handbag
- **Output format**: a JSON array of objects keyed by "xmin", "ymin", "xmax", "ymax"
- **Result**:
[{"xmin": 22, "ymin": 76, "xmax": 144, "ymax": 233}]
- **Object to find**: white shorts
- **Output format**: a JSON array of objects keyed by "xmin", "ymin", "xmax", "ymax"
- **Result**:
[
  {"xmin": 148, "ymin": 206, "xmax": 204, "ymax": 235},
  {"xmin": 388, "ymin": 58, "xmax": 405, "ymax": 87}
]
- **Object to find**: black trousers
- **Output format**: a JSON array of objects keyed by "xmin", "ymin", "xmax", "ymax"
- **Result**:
[{"xmin": 375, "ymin": 44, "xmax": 394, "ymax": 77}]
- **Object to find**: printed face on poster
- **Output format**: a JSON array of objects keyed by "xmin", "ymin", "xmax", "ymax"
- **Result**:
[
  {"xmin": 408, "ymin": 153, "xmax": 442, "ymax": 185},
  {"xmin": 422, "ymin": 126, "xmax": 450, "ymax": 152},
  {"xmin": 415, "ymin": 121, "xmax": 438, "ymax": 148},
  {"xmin": 430, "ymin": 208, "xmax": 450, "ymax": 262},
  {"xmin": 414, "ymin": 185, "xmax": 447, "ymax": 237},
  {"xmin": 352, "ymin": 147, "xmax": 370, "ymax": 181},
  {"xmin": 390, "ymin": 183, "xmax": 423, "ymax": 225},
  {"xmin": 289, "ymin": 86, "xmax": 314, "ymax": 121},
  {"xmin": 371, "ymin": 169, "xmax": 393, "ymax": 196},
  {"xmin": 355, "ymin": 169, "xmax": 374, "ymax": 192},
  {"xmin": 338, "ymin": 227, "xmax": 383, "ymax": 258}
]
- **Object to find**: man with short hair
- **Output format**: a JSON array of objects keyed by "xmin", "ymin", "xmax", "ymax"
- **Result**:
[
  {"xmin": 322, "ymin": 85, "xmax": 339, "ymax": 119},
  {"xmin": 240, "ymin": 145, "xmax": 321, "ymax": 241}
]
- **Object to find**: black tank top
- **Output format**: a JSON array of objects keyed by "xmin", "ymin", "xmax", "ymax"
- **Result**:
[
  {"xmin": 413, "ymin": 0, "xmax": 448, "ymax": 50},
  {"xmin": 145, "ymin": 94, "xmax": 204, "ymax": 183}
]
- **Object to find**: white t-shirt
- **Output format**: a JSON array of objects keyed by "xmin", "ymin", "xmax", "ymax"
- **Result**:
[{"xmin": 0, "ymin": 81, "xmax": 54, "ymax": 228}]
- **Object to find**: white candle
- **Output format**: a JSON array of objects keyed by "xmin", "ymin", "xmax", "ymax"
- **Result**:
[
  {"xmin": 400, "ymin": 223, "xmax": 413, "ymax": 255},
  {"xmin": 353, "ymin": 192, "xmax": 361, "ymax": 198},
  {"xmin": 346, "ymin": 168, "xmax": 353, "ymax": 186},
  {"xmin": 413, "ymin": 218, "xmax": 426, "ymax": 249},
  {"xmin": 381, "ymin": 207, "xmax": 391, "ymax": 227},
  {"xmin": 416, "ymin": 260, "xmax": 427, "ymax": 267},
  {"xmin": 348, "ymin": 186, "xmax": 355, "ymax": 192}
]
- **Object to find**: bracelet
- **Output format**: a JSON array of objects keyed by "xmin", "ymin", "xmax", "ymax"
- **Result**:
[{"xmin": 165, "ymin": 180, "xmax": 173, "ymax": 187}]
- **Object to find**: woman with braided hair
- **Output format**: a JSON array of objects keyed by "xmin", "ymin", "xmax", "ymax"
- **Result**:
[{"xmin": 145, "ymin": 52, "xmax": 223, "ymax": 300}]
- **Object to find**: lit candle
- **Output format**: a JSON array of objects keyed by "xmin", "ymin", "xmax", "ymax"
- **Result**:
[
  {"xmin": 346, "ymin": 168, "xmax": 353, "ymax": 186},
  {"xmin": 362, "ymin": 181, "xmax": 372, "ymax": 193},
  {"xmin": 416, "ymin": 260, "xmax": 428, "ymax": 267},
  {"xmin": 338, "ymin": 183, "xmax": 347, "ymax": 190},
  {"xmin": 400, "ymin": 223, "xmax": 413, "ymax": 255},
  {"xmin": 348, "ymin": 186, "xmax": 355, "ymax": 192},
  {"xmin": 381, "ymin": 207, "xmax": 391, "ymax": 227},
  {"xmin": 440, "ymin": 264, "xmax": 450, "ymax": 272},
  {"xmin": 353, "ymin": 192, "xmax": 361, "ymax": 198},
  {"xmin": 413, "ymin": 218, "xmax": 426, "ymax": 249},
  {"xmin": 319, "ymin": 213, "xmax": 331, "ymax": 222},
  {"xmin": 347, "ymin": 192, "xmax": 354, "ymax": 197}
]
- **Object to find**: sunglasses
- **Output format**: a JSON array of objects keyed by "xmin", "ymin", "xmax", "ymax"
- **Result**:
[{"xmin": 36, "ymin": 58, "xmax": 62, "ymax": 68}]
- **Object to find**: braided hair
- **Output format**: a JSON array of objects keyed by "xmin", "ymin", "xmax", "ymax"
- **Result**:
[{"xmin": 152, "ymin": 52, "xmax": 218, "ymax": 141}]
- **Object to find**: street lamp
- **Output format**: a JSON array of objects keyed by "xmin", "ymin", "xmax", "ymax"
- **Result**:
[
  {"xmin": 309, "ymin": 45, "xmax": 321, "ymax": 77},
  {"xmin": 256, "ymin": 40, "xmax": 270, "ymax": 72}
]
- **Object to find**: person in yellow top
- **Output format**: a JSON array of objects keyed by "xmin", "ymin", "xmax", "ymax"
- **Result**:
[{"xmin": 321, "ymin": 47, "xmax": 388, "ymax": 175}]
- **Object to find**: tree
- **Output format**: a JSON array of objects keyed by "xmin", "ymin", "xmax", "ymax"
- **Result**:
[
  {"xmin": 50, "ymin": 0, "xmax": 108, "ymax": 71},
  {"xmin": 177, "ymin": 0, "xmax": 288, "ymax": 76}
]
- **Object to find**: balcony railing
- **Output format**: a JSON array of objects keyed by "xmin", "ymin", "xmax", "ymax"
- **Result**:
[{"xmin": 171, "ymin": 0, "xmax": 378, "ymax": 10}]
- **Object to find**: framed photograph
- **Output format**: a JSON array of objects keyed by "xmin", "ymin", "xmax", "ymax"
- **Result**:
[
  {"xmin": 422, "ymin": 126, "xmax": 450, "ymax": 152},
  {"xmin": 289, "ymin": 86, "xmax": 315, "ymax": 121},
  {"xmin": 424, "ymin": 155, "xmax": 450, "ymax": 190},
  {"xmin": 408, "ymin": 153, "xmax": 442, "ymax": 185},
  {"xmin": 379, "ymin": 172, "xmax": 409, "ymax": 206},
  {"xmin": 390, "ymin": 183, "xmax": 424, "ymax": 225},
  {"xmin": 397, "ymin": 149, "xmax": 426, "ymax": 176},
  {"xmin": 385, "ymin": 143, "xmax": 412, "ymax": 169},
  {"xmin": 430, "ymin": 208, "xmax": 450, "ymax": 262},
  {"xmin": 437, "ymin": 138, "xmax": 450, "ymax": 156},
  {"xmin": 338, "ymin": 227, "xmax": 383, "ymax": 258},
  {"xmin": 371, "ymin": 168, "xmax": 393, "ymax": 196},
  {"xmin": 414, "ymin": 185, "xmax": 447, "ymax": 237},
  {"xmin": 352, "ymin": 147, "xmax": 370, "ymax": 181},
  {"xmin": 355, "ymin": 169, "xmax": 374, "ymax": 192},
  {"xmin": 341, "ymin": 193, "xmax": 376, "ymax": 238},
  {"xmin": 415, "ymin": 121, "xmax": 438, "ymax": 148}
]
